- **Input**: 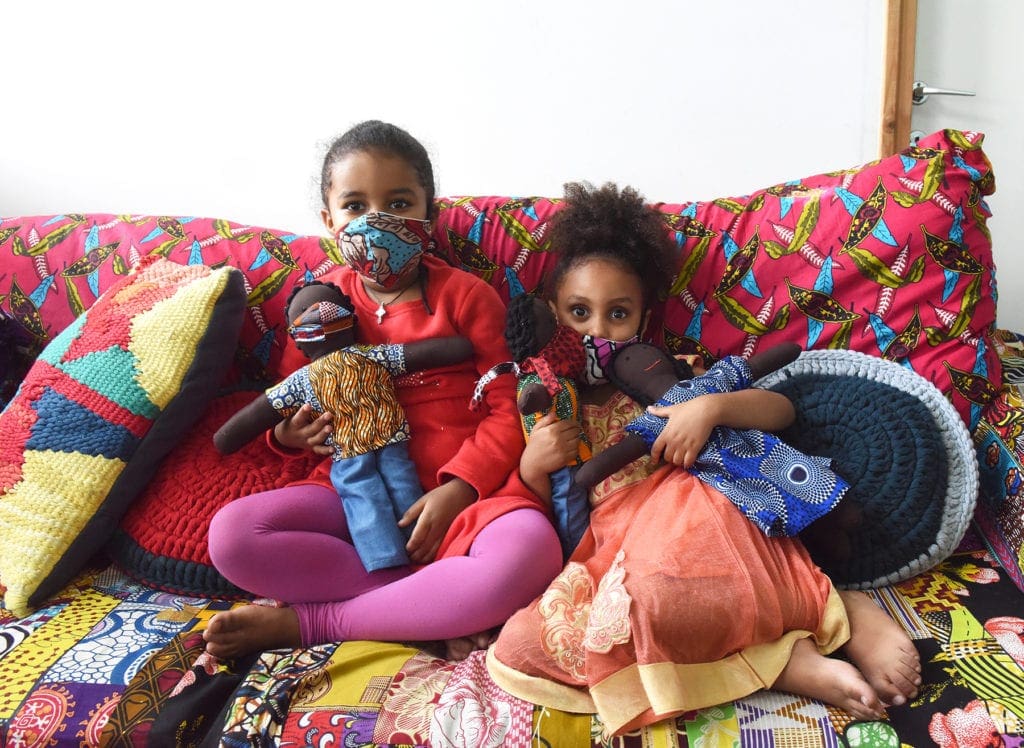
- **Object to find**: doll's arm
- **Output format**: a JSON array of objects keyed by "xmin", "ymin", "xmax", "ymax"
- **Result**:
[
  {"xmin": 746, "ymin": 342, "xmax": 801, "ymax": 380},
  {"xmin": 213, "ymin": 395, "xmax": 285, "ymax": 454},
  {"xmin": 573, "ymin": 433, "xmax": 649, "ymax": 489},
  {"xmin": 518, "ymin": 381, "xmax": 553, "ymax": 415},
  {"xmin": 403, "ymin": 336, "xmax": 473, "ymax": 372}
]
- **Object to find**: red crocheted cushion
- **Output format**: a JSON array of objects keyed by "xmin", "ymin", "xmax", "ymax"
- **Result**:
[{"xmin": 110, "ymin": 390, "xmax": 324, "ymax": 597}]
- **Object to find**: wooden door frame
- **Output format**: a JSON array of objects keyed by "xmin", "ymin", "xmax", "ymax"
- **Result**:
[{"xmin": 879, "ymin": 0, "xmax": 917, "ymax": 156}]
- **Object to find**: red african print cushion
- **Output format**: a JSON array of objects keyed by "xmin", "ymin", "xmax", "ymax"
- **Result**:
[{"xmin": 433, "ymin": 129, "xmax": 1000, "ymax": 429}]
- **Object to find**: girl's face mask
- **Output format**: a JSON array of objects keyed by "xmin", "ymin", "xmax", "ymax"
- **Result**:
[
  {"xmin": 338, "ymin": 212, "xmax": 432, "ymax": 289},
  {"xmin": 582, "ymin": 333, "xmax": 640, "ymax": 385}
]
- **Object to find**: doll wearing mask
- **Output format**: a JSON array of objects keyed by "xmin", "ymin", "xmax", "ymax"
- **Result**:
[
  {"xmin": 471, "ymin": 293, "xmax": 592, "ymax": 561},
  {"xmin": 214, "ymin": 280, "xmax": 473, "ymax": 571}
]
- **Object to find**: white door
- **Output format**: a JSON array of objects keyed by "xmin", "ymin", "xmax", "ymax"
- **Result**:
[{"xmin": 913, "ymin": 0, "xmax": 1023, "ymax": 332}]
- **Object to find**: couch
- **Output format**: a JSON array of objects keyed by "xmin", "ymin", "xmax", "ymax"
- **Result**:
[{"xmin": 1, "ymin": 129, "xmax": 1022, "ymax": 747}]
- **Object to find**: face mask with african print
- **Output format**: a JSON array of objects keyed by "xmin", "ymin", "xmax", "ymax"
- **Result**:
[
  {"xmin": 582, "ymin": 333, "xmax": 640, "ymax": 385},
  {"xmin": 338, "ymin": 212, "xmax": 432, "ymax": 289}
]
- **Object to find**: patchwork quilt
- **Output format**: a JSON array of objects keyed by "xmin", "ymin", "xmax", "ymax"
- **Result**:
[{"xmin": 1, "ymin": 542, "xmax": 1022, "ymax": 747}]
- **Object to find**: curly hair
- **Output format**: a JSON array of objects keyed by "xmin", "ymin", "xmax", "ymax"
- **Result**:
[{"xmin": 543, "ymin": 182, "xmax": 676, "ymax": 307}]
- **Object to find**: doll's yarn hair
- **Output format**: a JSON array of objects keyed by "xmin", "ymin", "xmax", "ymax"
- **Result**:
[
  {"xmin": 606, "ymin": 344, "xmax": 695, "ymax": 407},
  {"xmin": 283, "ymin": 280, "xmax": 353, "ymax": 321},
  {"xmin": 504, "ymin": 293, "xmax": 550, "ymax": 362}
]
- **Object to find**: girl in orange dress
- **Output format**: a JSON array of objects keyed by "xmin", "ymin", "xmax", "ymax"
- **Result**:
[{"xmin": 486, "ymin": 182, "xmax": 922, "ymax": 736}]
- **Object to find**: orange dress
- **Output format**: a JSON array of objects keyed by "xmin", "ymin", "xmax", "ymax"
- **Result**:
[{"xmin": 487, "ymin": 390, "xmax": 849, "ymax": 735}]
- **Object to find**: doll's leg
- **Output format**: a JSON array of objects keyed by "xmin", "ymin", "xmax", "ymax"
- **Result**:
[
  {"xmin": 331, "ymin": 453, "xmax": 411, "ymax": 571},
  {"xmin": 294, "ymin": 507, "xmax": 562, "ymax": 645},
  {"xmin": 208, "ymin": 484, "xmax": 410, "ymax": 602},
  {"xmin": 549, "ymin": 466, "xmax": 591, "ymax": 561},
  {"xmin": 376, "ymin": 441, "xmax": 423, "ymax": 537}
]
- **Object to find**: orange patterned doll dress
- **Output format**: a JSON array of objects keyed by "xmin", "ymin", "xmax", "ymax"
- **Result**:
[{"xmin": 487, "ymin": 390, "xmax": 850, "ymax": 735}]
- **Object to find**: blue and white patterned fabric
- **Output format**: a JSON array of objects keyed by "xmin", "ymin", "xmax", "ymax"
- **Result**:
[{"xmin": 625, "ymin": 356, "xmax": 848, "ymax": 536}]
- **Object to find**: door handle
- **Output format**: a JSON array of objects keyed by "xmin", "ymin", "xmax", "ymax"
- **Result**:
[{"xmin": 912, "ymin": 80, "xmax": 976, "ymax": 105}]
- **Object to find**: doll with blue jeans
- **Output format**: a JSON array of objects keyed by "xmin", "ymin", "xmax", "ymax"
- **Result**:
[
  {"xmin": 214, "ymin": 280, "xmax": 472, "ymax": 571},
  {"xmin": 472, "ymin": 293, "xmax": 591, "ymax": 560}
]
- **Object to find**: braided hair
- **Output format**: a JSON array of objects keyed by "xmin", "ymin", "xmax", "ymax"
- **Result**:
[{"xmin": 503, "ymin": 293, "xmax": 552, "ymax": 362}]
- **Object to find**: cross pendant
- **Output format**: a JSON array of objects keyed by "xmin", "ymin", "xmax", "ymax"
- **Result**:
[{"xmin": 374, "ymin": 303, "xmax": 386, "ymax": 324}]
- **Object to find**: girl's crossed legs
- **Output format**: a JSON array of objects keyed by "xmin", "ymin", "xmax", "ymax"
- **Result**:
[{"xmin": 205, "ymin": 485, "xmax": 561, "ymax": 658}]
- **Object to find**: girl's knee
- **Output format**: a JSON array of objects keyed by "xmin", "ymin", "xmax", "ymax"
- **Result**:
[
  {"xmin": 478, "ymin": 508, "xmax": 564, "ymax": 590},
  {"xmin": 207, "ymin": 502, "xmax": 251, "ymax": 570}
]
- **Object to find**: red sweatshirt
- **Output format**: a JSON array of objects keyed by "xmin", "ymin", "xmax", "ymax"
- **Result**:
[{"xmin": 273, "ymin": 254, "xmax": 548, "ymax": 559}]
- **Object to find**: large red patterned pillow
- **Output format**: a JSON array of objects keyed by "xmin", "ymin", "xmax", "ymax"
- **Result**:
[
  {"xmin": 0, "ymin": 214, "xmax": 335, "ymax": 384},
  {"xmin": 433, "ymin": 129, "xmax": 1000, "ymax": 428}
]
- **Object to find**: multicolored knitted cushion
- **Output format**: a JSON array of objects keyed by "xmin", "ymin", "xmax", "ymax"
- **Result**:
[
  {"xmin": 433, "ymin": 129, "xmax": 1001, "ymax": 430},
  {"xmin": 109, "ymin": 390, "xmax": 323, "ymax": 597},
  {"xmin": 757, "ymin": 349, "xmax": 979, "ymax": 588},
  {"xmin": 0, "ymin": 257, "xmax": 245, "ymax": 615}
]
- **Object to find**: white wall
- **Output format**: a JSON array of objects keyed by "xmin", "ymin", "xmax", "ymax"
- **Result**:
[{"xmin": 2, "ymin": 1, "xmax": 885, "ymax": 239}]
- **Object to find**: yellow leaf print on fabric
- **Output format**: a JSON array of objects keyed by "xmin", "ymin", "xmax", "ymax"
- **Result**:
[
  {"xmin": 585, "ymin": 550, "xmax": 632, "ymax": 654},
  {"xmin": 538, "ymin": 562, "xmax": 594, "ymax": 681}
]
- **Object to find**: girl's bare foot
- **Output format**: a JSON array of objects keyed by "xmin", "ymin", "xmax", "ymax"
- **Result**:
[
  {"xmin": 203, "ymin": 604, "xmax": 302, "ymax": 660},
  {"xmin": 774, "ymin": 637, "xmax": 884, "ymax": 720},
  {"xmin": 839, "ymin": 590, "xmax": 922, "ymax": 706},
  {"xmin": 444, "ymin": 628, "xmax": 500, "ymax": 661}
]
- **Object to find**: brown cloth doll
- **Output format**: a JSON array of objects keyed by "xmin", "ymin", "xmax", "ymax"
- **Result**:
[
  {"xmin": 574, "ymin": 342, "xmax": 849, "ymax": 537},
  {"xmin": 471, "ymin": 293, "xmax": 590, "ymax": 560},
  {"xmin": 214, "ymin": 280, "xmax": 472, "ymax": 571}
]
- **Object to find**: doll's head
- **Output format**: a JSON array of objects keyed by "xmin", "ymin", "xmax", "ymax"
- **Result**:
[
  {"xmin": 285, "ymin": 280, "xmax": 357, "ymax": 360},
  {"xmin": 504, "ymin": 293, "xmax": 559, "ymax": 361},
  {"xmin": 470, "ymin": 293, "xmax": 587, "ymax": 411},
  {"xmin": 605, "ymin": 343, "xmax": 695, "ymax": 406},
  {"xmin": 504, "ymin": 293, "xmax": 587, "ymax": 387}
]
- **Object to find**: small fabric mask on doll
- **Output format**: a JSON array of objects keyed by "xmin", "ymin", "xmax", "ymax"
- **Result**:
[
  {"xmin": 214, "ymin": 280, "xmax": 473, "ymax": 572},
  {"xmin": 574, "ymin": 342, "xmax": 849, "ymax": 537}
]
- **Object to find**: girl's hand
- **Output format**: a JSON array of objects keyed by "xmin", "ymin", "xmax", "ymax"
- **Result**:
[
  {"xmin": 399, "ymin": 478, "xmax": 477, "ymax": 564},
  {"xmin": 273, "ymin": 404, "xmax": 334, "ymax": 455},
  {"xmin": 646, "ymin": 389, "xmax": 795, "ymax": 467},
  {"xmin": 646, "ymin": 397, "xmax": 717, "ymax": 468},
  {"xmin": 520, "ymin": 412, "xmax": 581, "ymax": 502}
]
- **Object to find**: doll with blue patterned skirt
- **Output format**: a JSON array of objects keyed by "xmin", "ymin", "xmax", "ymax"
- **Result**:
[
  {"xmin": 471, "ymin": 293, "xmax": 590, "ymax": 560},
  {"xmin": 214, "ymin": 280, "xmax": 473, "ymax": 571},
  {"xmin": 574, "ymin": 341, "xmax": 848, "ymax": 536}
]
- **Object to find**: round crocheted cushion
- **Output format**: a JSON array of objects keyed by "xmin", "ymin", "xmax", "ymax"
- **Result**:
[{"xmin": 756, "ymin": 349, "xmax": 978, "ymax": 589}]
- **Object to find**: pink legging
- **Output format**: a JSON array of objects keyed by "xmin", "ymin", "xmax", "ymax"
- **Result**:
[{"xmin": 208, "ymin": 484, "xmax": 562, "ymax": 646}]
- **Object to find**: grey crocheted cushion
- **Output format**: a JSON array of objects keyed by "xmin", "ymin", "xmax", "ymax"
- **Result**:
[{"xmin": 756, "ymin": 349, "xmax": 979, "ymax": 589}]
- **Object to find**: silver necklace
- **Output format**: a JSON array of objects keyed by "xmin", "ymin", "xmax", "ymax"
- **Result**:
[{"xmin": 367, "ymin": 285, "xmax": 409, "ymax": 324}]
